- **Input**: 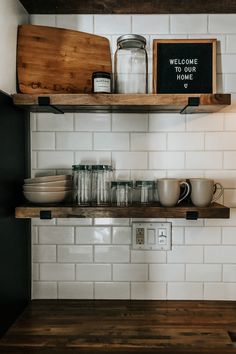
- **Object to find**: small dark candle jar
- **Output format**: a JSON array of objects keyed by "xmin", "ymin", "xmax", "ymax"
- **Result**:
[{"xmin": 92, "ymin": 72, "xmax": 112, "ymax": 93}]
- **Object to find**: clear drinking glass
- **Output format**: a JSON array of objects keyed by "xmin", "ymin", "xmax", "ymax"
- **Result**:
[
  {"xmin": 114, "ymin": 34, "xmax": 148, "ymax": 93},
  {"xmin": 133, "ymin": 181, "xmax": 155, "ymax": 204},
  {"xmin": 111, "ymin": 181, "xmax": 133, "ymax": 206}
]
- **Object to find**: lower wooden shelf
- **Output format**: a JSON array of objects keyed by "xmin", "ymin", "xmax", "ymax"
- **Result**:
[{"xmin": 15, "ymin": 202, "xmax": 230, "ymax": 220}]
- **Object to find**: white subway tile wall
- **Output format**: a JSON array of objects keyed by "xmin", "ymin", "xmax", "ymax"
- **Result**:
[{"xmin": 31, "ymin": 14, "xmax": 236, "ymax": 300}]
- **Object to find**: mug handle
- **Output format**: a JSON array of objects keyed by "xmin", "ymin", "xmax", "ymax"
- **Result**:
[
  {"xmin": 212, "ymin": 182, "xmax": 224, "ymax": 202},
  {"xmin": 177, "ymin": 181, "xmax": 190, "ymax": 204}
]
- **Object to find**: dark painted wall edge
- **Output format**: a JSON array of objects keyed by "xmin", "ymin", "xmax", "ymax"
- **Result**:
[{"xmin": 0, "ymin": 91, "xmax": 31, "ymax": 337}]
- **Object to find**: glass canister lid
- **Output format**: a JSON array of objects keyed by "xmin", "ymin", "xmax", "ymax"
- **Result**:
[
  {"xmin": 72, "ymin": 164, "xmax": 91, "ymax": 170},
  {"xmin": 92, "ymin": 164, "xmax": 112, "ymax": 171},
  {"xmin": 117, "ymin": 34, "xmax": 146, "ymax": 47},
  {"xmin": 111, "ymin": 181, "xmax": 133, "ymax": 188}
]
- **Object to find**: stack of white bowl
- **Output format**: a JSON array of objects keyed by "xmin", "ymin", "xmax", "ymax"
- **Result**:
[{"xmin": 23, "ymin": 175, "xmax": 72, "ymax": 203}]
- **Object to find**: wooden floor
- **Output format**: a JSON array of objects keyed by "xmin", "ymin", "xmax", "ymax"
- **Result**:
[{"xmin": 1, "ymin": 300, "xmax": 236, "ymax": 353}]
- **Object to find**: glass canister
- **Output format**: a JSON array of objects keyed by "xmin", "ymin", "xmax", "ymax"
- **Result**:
[
  {"xmin": 133, "ymin": 181, "xmax": 155, "ymax": 204},
  {"xmin": 114, "ymin": 34, "xmax": 148, "ymax": 93},
  {"xmin": 74, "ymin": 165, "xmax": 92, "ymax": 205},
  {"xmin": 91, "ymin": 165, "xmax": 112, "ymax": 205},
  {"xmin": 72, "ymin": 165, "xmax": 79, "ymax": 203},
  {"xmin": 111, "ymin": 181, "xmax": 133, "ymax": 206}
]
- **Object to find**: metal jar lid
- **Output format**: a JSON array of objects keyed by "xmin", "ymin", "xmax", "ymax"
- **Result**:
[
  {"xmin": 117, "ymin": 34, "xmax": 146, "ymax": 47},
  {"xmin": 111, "ymin": 181, "xmax": 133, "ymax": 188}
]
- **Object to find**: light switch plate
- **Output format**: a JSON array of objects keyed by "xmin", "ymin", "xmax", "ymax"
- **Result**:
[{"xmin": 132, "ymin": 222, "xmax": 172, "ymax": 250}]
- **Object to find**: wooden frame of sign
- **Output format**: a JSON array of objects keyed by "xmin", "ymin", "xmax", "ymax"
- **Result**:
[{"xmin": 153, "ymin": 39, "xmax": 217, "ymax": 94}]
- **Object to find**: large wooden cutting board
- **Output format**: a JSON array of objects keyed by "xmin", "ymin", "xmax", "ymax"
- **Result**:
[{"xmin": 17, "ymin": 25, "xmax": 112, "ymax": 94}]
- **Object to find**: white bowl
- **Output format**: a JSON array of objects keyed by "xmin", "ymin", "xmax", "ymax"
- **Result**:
[
  {"xmin": 23, "ymin": 185, "xmax": 71, "ymax": 192},
  {"xmin": 25, "ymin": 180, "xmax": 72, "ymax": 188},
  {"xmin": 23, "ymin": 191, "xmax": 71, "ymax": 203},
  {"xmin": 24, "ymin": 175, "xmax": 72, "ymax": 184}
]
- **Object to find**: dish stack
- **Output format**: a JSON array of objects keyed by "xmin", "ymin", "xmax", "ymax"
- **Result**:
[{"xmin": 23, "ymin": 175, "xmax": 72, "ymax": 203}]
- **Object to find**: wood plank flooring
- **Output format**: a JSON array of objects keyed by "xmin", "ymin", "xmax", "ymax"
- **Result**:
[{"xmin": 1, "ymin": 300, "xmax": 236, "ymax": 353}]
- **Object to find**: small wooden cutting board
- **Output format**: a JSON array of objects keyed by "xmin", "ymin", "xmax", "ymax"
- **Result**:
[{"xmin": 17, "ymin": 25, "xmax": 112, "ymax": 94}]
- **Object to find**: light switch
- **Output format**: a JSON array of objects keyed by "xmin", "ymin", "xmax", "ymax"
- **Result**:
[
  {"xmin": 147, "ymin": 229, "xmax": 155, "ymax": 244},
  {"xmin": 158, "ymin": 235, "xmax": 167, "ymax": 245}
]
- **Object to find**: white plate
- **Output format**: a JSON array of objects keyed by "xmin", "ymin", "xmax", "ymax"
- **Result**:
[
  {"xmin": 24, "ymin": 180, "xmax": 72, "ymax": 187},
  {"xmin": 23, "ymin": 185, "xmax": 71, "ymax": 192},
  {"xmin": 24, "ymin": 175, "xmax": 72, "ymax": 184},
  {"xmin": 23, "ymin": 191, "xmax": 71, "ymax": 203}
]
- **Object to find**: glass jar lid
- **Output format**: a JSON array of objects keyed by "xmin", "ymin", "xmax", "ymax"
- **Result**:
[
  {"xmin": 92, "ymin": 164, "xmax": 112, "ymax": 171},
  {"xmin": 72, "ymin": 164, "xmax": 91, "ymax": 171},
  {"xmin": 111, "ymin": 181, "xmax": 133, "ymax": 188},
  {"xmin": 92, "ymin": 72, "xmax": 111, "ymax": 79},
  {"xmin": 117, "ymin": 34, "xmax": 146, "ymax": 48}
]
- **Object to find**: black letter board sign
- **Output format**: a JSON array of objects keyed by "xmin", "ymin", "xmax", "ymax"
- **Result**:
[{"xmin": 153, "ymin": 39, "xmax": 216, "ymax": 94}]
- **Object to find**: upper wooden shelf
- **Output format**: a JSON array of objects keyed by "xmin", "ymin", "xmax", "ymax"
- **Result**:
[
  {"xmin": 15, "ymin": 202, "xmax": 230, "ymax": 220},
  {"xmin": 12, "ymin": 93, "xmax": 231, "ymax": 114},
  {"xmin": 18, "ymin": 0, "xmax": 236, "ymax": 14}
]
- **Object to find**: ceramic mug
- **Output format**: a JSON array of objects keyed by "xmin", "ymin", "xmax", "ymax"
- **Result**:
[
  {"xmin": 157, "ymin": 178, "xmax": 190, "ymax": 207},
  {"xmin": 190, "ymin": 178, "xmax": 224, "ymax": 207}
]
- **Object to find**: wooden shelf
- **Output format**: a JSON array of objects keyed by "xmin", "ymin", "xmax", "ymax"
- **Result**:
[
  {"xmin": 15, "ymin": 202, "xmax": 230, "ymax": 220},
  {"xmin": 12, "ymin": 93, "xmax": 231, "ymax": 114},
  {"xmin": 19, "ymin": 0, "xmax": 236, "ymax": 14}
]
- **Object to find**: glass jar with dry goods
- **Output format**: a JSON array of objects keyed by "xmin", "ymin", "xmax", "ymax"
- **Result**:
[
  {"xmin": 72, "ymin": 165, "xmax": 77, "ymax": 202},
  {"xmin": 133, "ymin": 181, "xmax": 156, "ymax": 204},
  {"xmin": 72, "ymin": 164, "xmax": 92, "ymax": 205},
  {"xmin": 111, "ymin": 181, "xmax": 133, "ymax": 206},
  {"xmin": 114, "ymin": 34, "xmax": 148, "ymax": 93},
  {"xmin": 91, "ymin": 165, "xmax": 112, "ymax": 205}
]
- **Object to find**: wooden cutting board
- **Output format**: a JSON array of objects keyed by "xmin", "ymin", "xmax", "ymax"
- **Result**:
[{"xmin": 17, "ymin": 25, "xmax": 112, "ymax": 94}]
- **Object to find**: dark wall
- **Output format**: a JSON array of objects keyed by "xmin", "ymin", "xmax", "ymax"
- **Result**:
[{"xmin": 0, "ymin": 91, "xmax": 31, "ymax": 336}]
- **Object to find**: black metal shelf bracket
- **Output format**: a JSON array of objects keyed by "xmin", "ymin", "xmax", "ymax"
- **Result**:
[
  {"xmin": 40, "ymin": 210, "xmax": 52, "ymax": 220},
  {"xmin": 180, "ymin": 97, "xmax": 200, "ymax": 114},
  {"xmin": 38, "ymin": 97, "xmax": 64, "ymax": 114},
  {"xmin": 186, "ymin": 211, "xmax": 199, "ymax": 220}
]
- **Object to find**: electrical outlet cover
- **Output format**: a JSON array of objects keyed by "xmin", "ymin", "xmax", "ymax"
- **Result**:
[{"xmin": 132, "ymin": 222, "xmax": 172, "ymax": 250}]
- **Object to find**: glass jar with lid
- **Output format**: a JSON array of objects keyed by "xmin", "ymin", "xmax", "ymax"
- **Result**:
[
  {"xmin": 91, "ymin": 165, "xmax": 112, "ymax": 205},
  {"xmin": 72, "ymin": 165, "xmax": 79, "ymax": 203},
  {"xmin": 73, "ymin": 164, "xmax": 92, "ymax": 205},
  {"xmin": 114, "ymin": 34, "xmax": 148, "ymax": 94}
]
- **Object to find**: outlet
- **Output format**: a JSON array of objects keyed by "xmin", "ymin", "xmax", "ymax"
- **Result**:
[
  {"xmin": 132, "ymin": 222, "xmax": 172, "ymax": 250},
  {"xmin": 136, "ymin": 228, "xmax": 145, "ymax": 245}
]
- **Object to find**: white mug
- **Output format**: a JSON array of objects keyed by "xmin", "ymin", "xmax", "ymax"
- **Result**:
[
  {"xmin": 157, "ymin": 178, "xmax": 190, "ymax": 207},
  {"xmin": 190, "ymin": 178, "xmax": 223, "ymax": 207}
]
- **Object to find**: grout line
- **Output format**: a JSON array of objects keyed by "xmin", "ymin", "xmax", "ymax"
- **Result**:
[{"xmin": 73, "ymin": 112, "xmax": 75, "ymax": 131}]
